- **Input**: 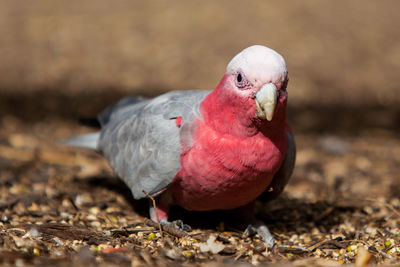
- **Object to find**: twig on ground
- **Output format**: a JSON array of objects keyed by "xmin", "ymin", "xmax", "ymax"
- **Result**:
[
  {"xmin": 143, "ymin": 218, "xmax": 188, "ymax": 238},
  {"xmin": 306, "ymin": 238, "xmax": 328, "ymax": 252},
  {"xmin": 142, "ymin": 190, "xmax": 163, "ymax": 238}
]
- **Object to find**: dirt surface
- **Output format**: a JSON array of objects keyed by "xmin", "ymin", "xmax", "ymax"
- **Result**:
[
  {"xmin": 1, "ymin": 1, "xmax": 400, "ymax": 266},
  {"xmin": 0, "ymin": 101, "xmax": 399, "ymax": 266}
]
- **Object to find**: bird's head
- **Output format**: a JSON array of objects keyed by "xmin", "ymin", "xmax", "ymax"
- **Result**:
[
  {"xmin": 202, "ymin": 45, "xmax": 289, "ymax": 136},
  {"xmin": 226, "ymin": 45, "xmax": 288, "ymax": 122}
]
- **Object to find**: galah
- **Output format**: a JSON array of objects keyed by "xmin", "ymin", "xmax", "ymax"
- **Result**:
[{"xmin": 63, "ymin": 45, "xmax": 296, "ymax": 247}]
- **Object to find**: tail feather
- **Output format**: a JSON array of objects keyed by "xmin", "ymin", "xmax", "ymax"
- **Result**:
[{"xmin": 59, "ymin": 132, "xmax": 100, "ymax": 150}]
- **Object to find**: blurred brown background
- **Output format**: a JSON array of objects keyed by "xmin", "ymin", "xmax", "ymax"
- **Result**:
[{"xmin": 1, "ymin": 1, "xmax": 399, "ymax": 112}]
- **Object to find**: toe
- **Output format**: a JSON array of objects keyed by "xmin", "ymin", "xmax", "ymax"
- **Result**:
[{"xmin": 244, "ymin": 219, "xmax": 275, "ymax": 248}]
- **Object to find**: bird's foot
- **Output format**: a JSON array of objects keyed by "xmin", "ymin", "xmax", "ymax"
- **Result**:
[
  {"xmin": 160, "ymin": 219, "xmax": 192, "ymax": 232},
  {"xmin": 244, "ymin": 219, "xmax": 275, "ymax": 248}
]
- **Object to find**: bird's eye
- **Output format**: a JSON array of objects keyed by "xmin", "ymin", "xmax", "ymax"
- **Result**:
[
  {"xmin": 235, "ymin": 71, "xmax": 249, "ymax": 89},
  {"xmin": 237, "ymin": 73, "xmax": 242, "ymax": 83}
]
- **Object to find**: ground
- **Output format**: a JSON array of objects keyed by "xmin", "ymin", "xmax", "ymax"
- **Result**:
[
  {"xmin": 0, "ymin": 1, "xmax": 399, "ymax": 266},
  {"xmin": 0, "ymin": 98, "xmax": 399, "ymax": 266}
]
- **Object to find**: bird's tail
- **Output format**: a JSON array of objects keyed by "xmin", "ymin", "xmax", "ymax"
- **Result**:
[{"xmin": 58, "ymin": 132, "xmax": 100, "ymax": 150}]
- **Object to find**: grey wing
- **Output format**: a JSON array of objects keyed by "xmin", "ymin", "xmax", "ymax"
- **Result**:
[
  {"xmin": 97, "ymin": 95, "xmax": 148, "ymax": 126},
  {"xmin": 258, "ymin": 130, "xmax": 296, "ymax": 202},
  {"xmin": 98, "ymin": 90, "xmax": 210, "ymax": 199}
]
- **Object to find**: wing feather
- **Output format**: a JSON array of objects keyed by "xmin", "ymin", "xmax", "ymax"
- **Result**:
[{"xmin": 98, "ymin": 90, "xmax": 210, "ymax": 199}]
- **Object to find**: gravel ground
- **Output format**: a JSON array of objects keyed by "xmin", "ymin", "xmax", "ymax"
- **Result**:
[{"xmin": 0, "ymin": 99, "xmax": 399, "ymax": 266}]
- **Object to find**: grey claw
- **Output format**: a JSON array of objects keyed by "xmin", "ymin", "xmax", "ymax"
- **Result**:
[
  {"xmin": 244, "ymin": 220, "xmax": 275, "ymax": 248},
  {"xmin": 160, "ymin": 219, "xmax": 192, "ymax": 232},
  {"xmin": 172, "ymin": 219, "xmax": 192, "ymax": 231},
  {"xmin": 244, "ymin": 225, "xmax": 256, "ymax": 237}
]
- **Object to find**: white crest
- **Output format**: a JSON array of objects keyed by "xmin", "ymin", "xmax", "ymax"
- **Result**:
[{"xmin": 226, "ymin": 45, "xmax": 287, "ymax": 88}]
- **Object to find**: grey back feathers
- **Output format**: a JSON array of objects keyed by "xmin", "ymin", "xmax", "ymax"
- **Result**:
[{"xmin": 98, "ymin": 90, "xmax": 210, "ymax": 199}]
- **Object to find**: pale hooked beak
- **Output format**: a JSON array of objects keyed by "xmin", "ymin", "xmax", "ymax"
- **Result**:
[{"xmin": 255, "ymin": 83, "xmax": 278, "ymax": 121}]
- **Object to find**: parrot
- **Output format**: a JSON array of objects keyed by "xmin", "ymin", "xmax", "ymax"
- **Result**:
[{"xmin": 62, "ymin": 45, "xmax": 296, "ymax": 247}]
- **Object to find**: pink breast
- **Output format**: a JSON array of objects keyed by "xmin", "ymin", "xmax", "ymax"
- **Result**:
[{"xmin": 170, "ymin": 121, "xmax": 286, "ymax": 211}]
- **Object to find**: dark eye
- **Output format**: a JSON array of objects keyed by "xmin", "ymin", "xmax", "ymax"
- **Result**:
[
  {"xmin": 235, "ymin": 71, "xmax": 249, "ymax": 89},
  {"xmin": 237, "ymin": 73, "xmax": 242, "ymax": 83}
]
